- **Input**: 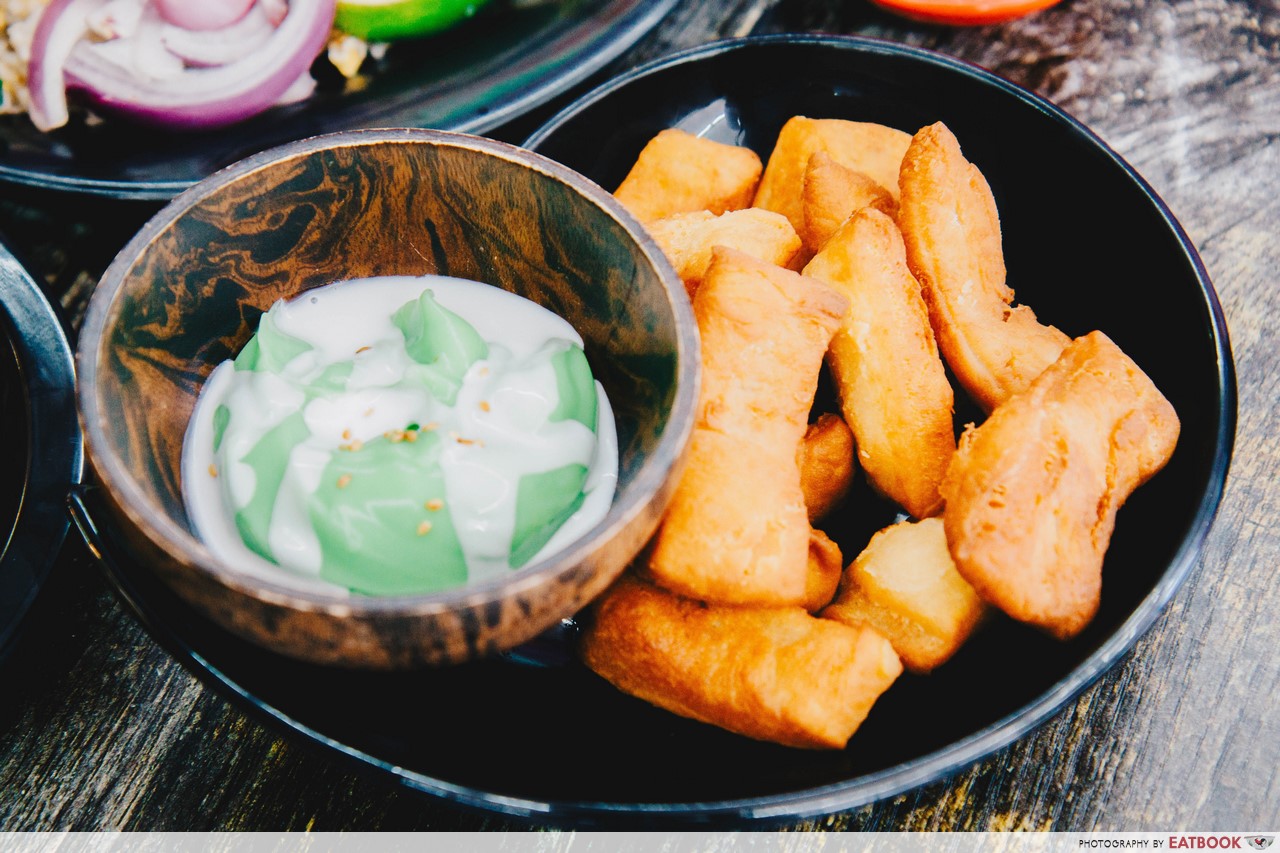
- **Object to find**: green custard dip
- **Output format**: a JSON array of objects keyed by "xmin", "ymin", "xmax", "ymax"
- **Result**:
[{"xmin": 182, "ymin": 275, "xmax": 618, "ymax": 596}]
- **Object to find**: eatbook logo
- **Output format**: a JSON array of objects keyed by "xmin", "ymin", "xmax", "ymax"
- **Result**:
[{"xmin": 1247, "ymin": 838, "xmax": 1274, "ymax": 851}]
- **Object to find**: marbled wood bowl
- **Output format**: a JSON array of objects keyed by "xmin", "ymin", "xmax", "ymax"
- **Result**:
[{"xmin": 76, "ymin": 128, "xmax": 698, "ymax": 669}]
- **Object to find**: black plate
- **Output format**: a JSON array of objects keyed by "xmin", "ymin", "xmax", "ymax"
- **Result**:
[
  {"xmin": 0, "ymin": 0, "xmax": 676, "ymax": 200},
  {"xmin": 0, "ymin": 239, "xmax": 81, "ymax": 660},
  {"xmin": 75, "ymin": 35, "xmax": 1233, "ymax": 828}
]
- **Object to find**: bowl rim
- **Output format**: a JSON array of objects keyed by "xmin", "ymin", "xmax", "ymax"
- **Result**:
[
  {"xmin": 511, "ymin": 34, "xmax": 1237, "ymax": 824},
  {"xmin": 76, "ymin": 127, "xmax": 699, "ymax": 619},
  {"xmin": 0, "ymin": 238, "xmax": 83, "ymax": 656}
]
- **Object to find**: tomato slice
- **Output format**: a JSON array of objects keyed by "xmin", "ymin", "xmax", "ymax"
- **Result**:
[
  {"xmin": 868, "ymin": 0, "xmax": 1063, "ymax": 25},
  {"xmin": 335, "ymin": 0, "xmax": 492, "ymax": 41}
]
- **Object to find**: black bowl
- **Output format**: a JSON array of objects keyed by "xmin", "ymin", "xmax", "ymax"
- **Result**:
[
  {"xmin": 0, "ymin": 239, "xmax": 82, "ymax": 661},
  {"xmin": 74, "ymin": 34, "xmax": 1233, "ymax": 829},
  {"xmin": 519, "ymin": 34, "xmax": 1235, "ymax": 821}
]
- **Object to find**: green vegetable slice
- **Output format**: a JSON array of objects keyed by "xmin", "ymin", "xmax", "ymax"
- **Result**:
[{"xmin": 335, "ymin": 0, "xmax": 492, "ymax": 42}]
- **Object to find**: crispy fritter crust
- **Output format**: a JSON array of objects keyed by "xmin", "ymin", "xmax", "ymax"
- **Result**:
[
  {"xmin": 800, "ymin": 151, "xmax": 898, "ymax": 258},
  {"xmin": 804, "ymin": 526, "xmax": 844, "ymax": 613},
  {"xmin": 581, "ymin": 575, "xmax": 903, "ymax": 750},
  {"xmin": 823, "ymin": 517, "xmax": 987, "ymax": 673},
  {"xmin": 898, "ymin": 122, "xmax": 1069, "ymax": 412},
  {"xmin": 797, "ymin": 412, "xmax": 857, "ymax": 522},
  {"xmin": 613, "ymin": 129, "xmax": 763, "ymax": 223},
  {"xmin": 754, "ymin": 117, "xmax": 911, "ymax": 237},
  {"xmin": 804, "ymin": 207, "xmax": 956, "ymax": 519},
  {"xmin": 939, "ymin": 331, "xmax": 1180, "ymax": 639},
  {"xmin": 646, "ymin": 247, "xmax": 849, "ymax": 606},
  {"xmin": 646, "ymin": 208, "xmax": 801, "ymax": 298}
]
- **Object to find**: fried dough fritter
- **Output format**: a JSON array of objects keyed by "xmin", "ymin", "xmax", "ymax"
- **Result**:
[
  {"xmin": 800, "ymin": 151, "xmax": 898, "ymax": 258},
  {"xmin": 613, "ymin": 128, "xmax": 763, "ymax": 223},
  {"xmin": 581, "ymin": 574, "xmax": 903, "ymax": 750},
  {"xmin": 823, "ymin": 517, "xmax": 987, "ymax": 674},
  {"xmin": 797, "ymin": 412, "xmax": 857, "ymax": 522},
  {"xmin": 897, "ymin": 121, "xmax": 1069, "ymax": 413},
  {"xmin": 754, "ymin": 116, "xmax": 912, "ymax": 237},
  {"xmin": 804, "ymin": 207, "xmax": 956, "ymax": 519},
  {"xmin": 939, "ymin": 330, "xmax": 1180, "ymax": 639},
  {"xmin": 646, "ymin": 247, "xmax": 849, "ymax": 606},
  {"xmin": 804, "ymin": 526, "xmax": 844, "ymax": 613},
  {"xmin": 646, "ymin": 208, "xmax": 802, "ymax": 298}
]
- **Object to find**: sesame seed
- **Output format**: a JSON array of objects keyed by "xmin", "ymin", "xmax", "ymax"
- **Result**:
[
  {"xmin": 417, "ymin": 520, "xmax": 432, "ymax": 536},
  {"xmin": 337, "ymin": 474, "xmax": 352, "ymax": 489},
  {"xmin": 342, "ymin": 429, "xmax": 351, "ymax": 440},
  {"xmin": 363, "ymin": 407, "xmax": 374, "ymax": 417},
  {"xmin": 403, "ymin": 430, "xmax": 418, "ymax": 442},
  {"xmin": 207, "ymin": 463, "xmax": 218, "ymax": 478},
  {"xmin": 426, "ymin": 498, "xmax": 444, "ymax": 511},
  {"xmin": 478, "ymin": 400, "xmax": 491, "ymax": 412},
  {"xmin": 355, "ymin": 345, "xmax": 371, "ymax": 354},
  {"xmin": 422, "ymin": 422, "xmax": 439, "ymax": 432}
]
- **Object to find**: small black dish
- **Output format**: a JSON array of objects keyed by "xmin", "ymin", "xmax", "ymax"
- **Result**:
[
  {"xmin": 0, "ymin": 0, "xmax": 676, "ymax": 200},
  {"xmin": 0, "ymin": 239, "xmax": 82, "ymax": 661},
  {"xmin": 66, "ymin": 35, "xmax": 1233, "ymax": 828}
]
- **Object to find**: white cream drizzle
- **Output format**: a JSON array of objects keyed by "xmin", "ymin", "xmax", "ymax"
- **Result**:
[{"xmin": 181, "ymin": 274, "xmax": 619, "ymax": 596}]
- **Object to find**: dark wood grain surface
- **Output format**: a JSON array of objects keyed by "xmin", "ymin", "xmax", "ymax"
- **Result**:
[{"xmin": 1, "ymin": 0, "xmax": 1276, "ymax": 832}]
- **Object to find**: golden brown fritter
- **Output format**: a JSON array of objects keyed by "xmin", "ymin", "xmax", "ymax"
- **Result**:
[
  {"xmin": 898, "ymin": 121, "xmax": 1069, "ymax": 413},
  {"xmin": 646, "ymin": 207, "xmax": 801, "ymax": 298},
  {"xmin": 613, "ymin": 128, "xmax": 763, "ymax": 223},
  {"xmin": 581, "ymin": 575, "xmax": 903, "ymax": 750},
  {"xmin": 939, "ymin": 330, "xmax": 1180, "ymax": 639},
  {"xmin": 804, "ymin": 526, "xmax": 844, "ymax": 613},
  {"xmin": 823, "ymin": 517, "xmax": 987, "ymax": 673},
  {"xmin": 797, "ymin": 412, "xmax": 857, "ymax": 522},
  {"xmin": 800, "ymin": 151, "xmax": 898, "ymax": 258},
  {"xmin": 754, "ymin": 116, "xmax": 911, "ymax": 237},
  {"xmin": 646, "ymin": 247, "xmax": 848, "ymax": 606},
  {"xmin": 804, "ymin": 207, "xmax": 956, "ymax": 519}
]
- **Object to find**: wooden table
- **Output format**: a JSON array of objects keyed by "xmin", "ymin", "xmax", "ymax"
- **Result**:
[{"xmin": 1, "ymin": 0, "xmax": 1275, "ymax": 832}]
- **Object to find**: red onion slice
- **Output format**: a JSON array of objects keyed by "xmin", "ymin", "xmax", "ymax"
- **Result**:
[
  {"xmin": 154, "ymin": 0, "xmax": 255, "ymax": 31},
  {"xmin": 276, "ymin": 69, "xmax": 317, "ymax": 105},
  {"xmin": 160, "ymin": 2, "xmax": 275, "ymax": 67},
  {"xmin": 26, "ymin": 0, "xmax": 110, "ymax": 131},
  {"xmin": 86, "ymin": 0, "xmax": 143, "ymax": 40},
  {"xmin": 261, "ymin": 0, "xmax": 288, "ymax": 25},
  {"xmin": 108, "ymin": 2, "xmax": 185, "ymax": 80},
  {"xmin": 62, "ymin": 0, "xmax": 338, "ymax": 130}
]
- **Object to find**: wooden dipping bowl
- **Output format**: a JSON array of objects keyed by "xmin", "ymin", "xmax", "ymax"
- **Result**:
[{"xmin": 76, "ymin": 129, "xmax": 698, "ymax": 669}]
